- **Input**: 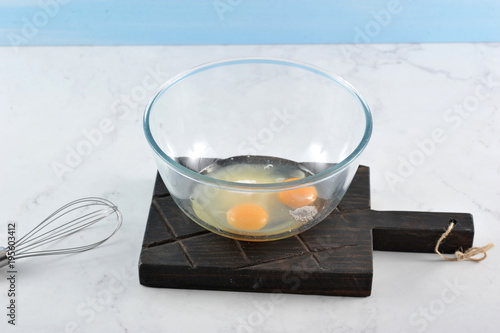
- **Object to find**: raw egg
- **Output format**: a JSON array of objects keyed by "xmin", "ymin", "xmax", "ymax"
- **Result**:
[
  {"xmin": 277, "ymin": 178, "xmax": 317, "ymax": 208},
  {"xmin": 227, "ymin": 203, "xmax": 269, "ymax": 231}
]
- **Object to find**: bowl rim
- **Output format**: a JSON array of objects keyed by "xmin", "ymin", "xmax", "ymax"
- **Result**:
[{"xmin": 143, "ymin": 57, "xmax": 373, "ymax": 191}]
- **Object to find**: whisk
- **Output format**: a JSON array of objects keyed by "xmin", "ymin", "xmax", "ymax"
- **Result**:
[{"xmin": 0, "ymin": 197, "xmax": 122, "ymax": 268}]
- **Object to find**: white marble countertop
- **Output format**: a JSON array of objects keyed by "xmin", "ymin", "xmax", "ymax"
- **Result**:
[{"xmin": 1, "ymin": 43, "xmax": 499, "ymax": 333}]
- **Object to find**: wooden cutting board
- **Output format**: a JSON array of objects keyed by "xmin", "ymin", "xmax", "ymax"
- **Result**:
[{"xmin": 138, "ymin": 165, "xmax": 474, "ymax": 296}]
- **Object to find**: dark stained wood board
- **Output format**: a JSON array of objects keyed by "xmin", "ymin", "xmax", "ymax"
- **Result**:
[{"xmin": 139, "ymin": 166, "xmax": 474, "ymax": 297}]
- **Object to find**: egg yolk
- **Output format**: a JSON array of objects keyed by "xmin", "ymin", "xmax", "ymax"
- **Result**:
[
  {"xmin": 277, "ymin": 178, "xmax": 317, "ymax": 208},
  {"xmin": 227, "ymin": 203, "xmax": 269, "ymax": 231}
]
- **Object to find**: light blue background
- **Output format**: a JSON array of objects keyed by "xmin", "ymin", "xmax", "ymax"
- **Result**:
[{"xmin": 1, "ymin": 0, "xmax": 499, "ymax": 46}]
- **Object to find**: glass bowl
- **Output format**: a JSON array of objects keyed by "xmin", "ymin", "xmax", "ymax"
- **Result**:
[{"xmin": 143, "ymin": 58, "xmax": 372, "ymax": 241}]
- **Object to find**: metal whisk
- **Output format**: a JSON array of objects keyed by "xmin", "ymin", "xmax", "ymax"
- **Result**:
[{"xmin": 0, "ymin": 197, "xmax": 122, "ymax": 268}]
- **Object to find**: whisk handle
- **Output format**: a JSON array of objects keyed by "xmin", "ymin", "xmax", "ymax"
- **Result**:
[{"xmin": 0, "ymin": 247, "xmax": 8, "ymax": 268}]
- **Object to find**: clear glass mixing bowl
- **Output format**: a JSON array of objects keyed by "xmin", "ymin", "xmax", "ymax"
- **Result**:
[{"xmin": 144, "ymin": 58, "xmax": 372, "ymax": 241}]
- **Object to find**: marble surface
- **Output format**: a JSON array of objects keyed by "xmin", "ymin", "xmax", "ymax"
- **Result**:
[{"xmin": 0, "ymin": 43, "xmax": 499, "ymax": 333}]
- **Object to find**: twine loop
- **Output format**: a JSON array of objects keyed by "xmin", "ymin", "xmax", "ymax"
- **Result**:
[{"xmin": 435, "ymin": 221, "xmax": 494, "ymax": 262}]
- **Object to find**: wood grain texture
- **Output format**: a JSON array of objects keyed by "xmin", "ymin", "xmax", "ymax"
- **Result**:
[{"xmin": 139, "ymin": 166, "xmax": 474, "ymax": 297}]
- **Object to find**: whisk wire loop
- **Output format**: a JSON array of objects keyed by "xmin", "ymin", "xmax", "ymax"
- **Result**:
[
  {"xmin": 1, "ymin": 197, "xmax": 123, "ymax": 267},
  {"xmin": 16, "ymin": 206, "xmax": 115, "ymax": 254}
]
